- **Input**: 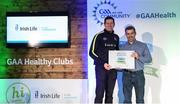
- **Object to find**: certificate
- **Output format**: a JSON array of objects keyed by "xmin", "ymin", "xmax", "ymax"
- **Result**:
[{"xmin": 109, "ymin": 50, "xmax": 135, "ymax": 69}]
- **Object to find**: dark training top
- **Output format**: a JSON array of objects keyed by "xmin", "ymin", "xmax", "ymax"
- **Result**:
[{"xmin": 89, "ymin": 29, "xmax": 119, "ymax": 65}]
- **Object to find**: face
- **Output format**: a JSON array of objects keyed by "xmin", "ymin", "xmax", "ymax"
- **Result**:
[
  {"xmin": 125, "ymin": 29, "xmax": 136, "ymax": 43},
  {"xmin": 104, "ymin": 19, "xmax": 115, "ymax": 32}
]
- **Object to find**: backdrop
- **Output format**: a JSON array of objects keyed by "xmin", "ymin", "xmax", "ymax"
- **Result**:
[{"xmin": 88, "ymin": 0, "xmax": 180, "ymax": 103}]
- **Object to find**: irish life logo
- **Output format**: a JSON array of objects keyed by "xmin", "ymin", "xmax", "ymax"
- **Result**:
[
  {"xmin": 6, "ymin": 82, "xmax": 31, "ymax": 104},
  {"xmin": 15, "ymin": 24, "xmax": 19, "ymax": 31}
]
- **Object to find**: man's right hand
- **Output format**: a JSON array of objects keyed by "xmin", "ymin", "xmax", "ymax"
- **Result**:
[{"xmin": 104, "ymin": 63, "xmax": 111, "ymax": 70}]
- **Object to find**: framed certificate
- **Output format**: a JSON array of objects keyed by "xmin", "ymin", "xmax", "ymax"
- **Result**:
[{"xmin": 109, "ymin": 50, "xmax": 135, "ymax": 69}]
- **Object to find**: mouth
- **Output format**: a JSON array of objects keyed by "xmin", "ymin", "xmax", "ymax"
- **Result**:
[{"xmin": 128, "ymin": 37, "xmax": 134, "ymax": 41}]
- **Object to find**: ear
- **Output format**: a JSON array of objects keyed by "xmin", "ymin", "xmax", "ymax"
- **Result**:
[{"xmin": 135, "ymin": 33, "xmax": 137, "ymax": 37}]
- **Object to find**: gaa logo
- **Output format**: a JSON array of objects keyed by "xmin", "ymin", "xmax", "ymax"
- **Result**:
[
  {"xmin": 93, "ymin": 0, "xmax": 117, "ymax": 25},
  {"xmin": 6, "ymin": 82, "xmax": 31, "ymax": 104}
]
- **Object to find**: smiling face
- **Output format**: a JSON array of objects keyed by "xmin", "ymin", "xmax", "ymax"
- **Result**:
[
  {"xmin": 125, "ymin": 28, "xmax": 136, "ymax": 43},
  {"xmin": 104, "ymin": 19, "xmax": 115, "ymax": 32}
]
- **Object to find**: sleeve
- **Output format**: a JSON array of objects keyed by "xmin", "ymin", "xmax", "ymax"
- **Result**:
[
  {"xmin": 116, "ymin": 36, "xmax": 120, "ymax": 50},
  {"xmin": 89, "ymin": 34, "xmax": 106, "ymax": 64},
  {"xmin": 138, "ymin": 44, "xmax": 152, "ymax": 63}
]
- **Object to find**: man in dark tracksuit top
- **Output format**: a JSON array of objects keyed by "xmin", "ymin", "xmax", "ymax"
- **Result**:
[{"xmin": 89, "ymin": 16, "xmax": 119, "ymax": 103}]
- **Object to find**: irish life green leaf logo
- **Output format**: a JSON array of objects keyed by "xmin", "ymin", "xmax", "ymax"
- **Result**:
[{"xmin": 6, "ymin": 82, "xmax": 31, "ymax": 104}]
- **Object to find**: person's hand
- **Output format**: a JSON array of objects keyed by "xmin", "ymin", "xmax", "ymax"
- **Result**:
[
  {"xmin": 131, "ymin": 52, "xmax": 139, "ymax": 59},
  {"xmin": 104, "ymin": 63, "xmax": 111, "ymax": 70}
]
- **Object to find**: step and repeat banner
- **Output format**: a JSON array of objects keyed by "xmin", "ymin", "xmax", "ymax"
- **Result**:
[{"xmin": 88, "ymin": 0, "xmax": 180, "ymax": 103}]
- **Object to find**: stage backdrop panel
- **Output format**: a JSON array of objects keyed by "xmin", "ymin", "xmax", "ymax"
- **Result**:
[
  {"xmin": 0, "ymin": 0, "xmax": 88, "ymax": 103},
  {"xmin": 88, "ymin": 0, "xmax": 180, "ymax": 103},
  {"xmin": 0, "ymin": 0, "xmax": 87, "ymax": 79}
]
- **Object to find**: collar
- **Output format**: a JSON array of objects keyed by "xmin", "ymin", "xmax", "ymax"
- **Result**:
[
  {"xmin": 104, "ymin": 29, "xmax": 114, "ymax": 34},
  {"xmin": 128, "ymin": 39, "xmax": 137, "ymax": 45}
]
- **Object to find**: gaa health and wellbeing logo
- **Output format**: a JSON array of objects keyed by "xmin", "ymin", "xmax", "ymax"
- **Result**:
[
  {"xmin": 93, "ymin": 0, "xmax": 130, "ymax": 25},
  {"xmin": 6, "ymin": 82, "xmax": 31, "ymax": 104}
]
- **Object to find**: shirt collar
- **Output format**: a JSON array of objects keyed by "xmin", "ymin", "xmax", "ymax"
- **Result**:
[{"xmin": 128, "ymin": 39, "xmax": 137, "ymax": 45}]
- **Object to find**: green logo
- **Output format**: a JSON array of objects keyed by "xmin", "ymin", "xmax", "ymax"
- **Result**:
[
  {"xmin": 6, "ymin": 82, "xmax": 31, "ymax": 104},
  {"xmin": 117, "ymin": 57, "xmax": 126, "ymax": 64},
  {"xmin": 144, "ymin": 65, "xmax": 160, "ymax": 78}
]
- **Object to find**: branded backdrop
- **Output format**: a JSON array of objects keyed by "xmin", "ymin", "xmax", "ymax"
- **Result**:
[
  {"xmin": 0, "ymin": 0, "xmax": 87, "ymax": 103},
  {"xmin": 88, "ymin": 0, "xmax": 180, "ymax": 103}
]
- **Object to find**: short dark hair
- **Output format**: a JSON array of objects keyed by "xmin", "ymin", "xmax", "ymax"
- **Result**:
[
  {"xmin": 125, "ymin": 25, "xmax": 136, "ymax": 33},
  {"xmin": 104, "ymin": 16, "xmax": 115, "ymax": 24}
]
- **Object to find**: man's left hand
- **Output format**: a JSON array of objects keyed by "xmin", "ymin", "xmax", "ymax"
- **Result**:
[{"xmin": 131, "ymin": 52, "xmax": 139, "ymax": 59}]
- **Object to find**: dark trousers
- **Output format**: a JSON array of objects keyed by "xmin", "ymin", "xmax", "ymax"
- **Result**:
[
  {"xmin": 94, "ymin": 64, "xmax": 117, "ymax": 104},
  {"xmin": 123, "ymin": 70, "xmax": 145, "ymax": 104}
]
